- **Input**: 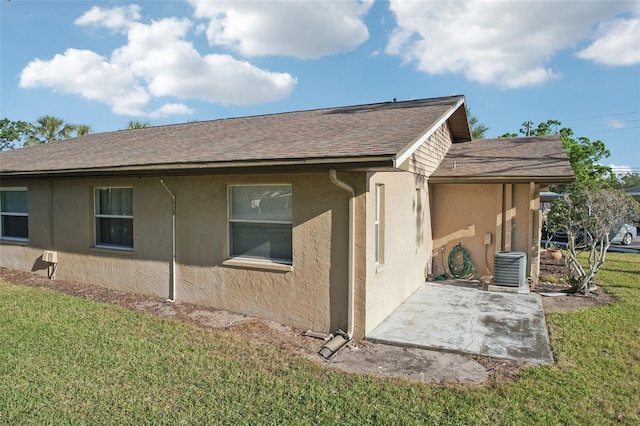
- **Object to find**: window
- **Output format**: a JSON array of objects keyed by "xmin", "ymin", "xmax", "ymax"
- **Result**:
[
  {"xmin": 0, "ymin": 188, "xmax": 28, "ymax": 241},
  {"xmin": 228, "ymin": 185, "xmax": 292, "ymax": 264},
  {"xmin": 374, "ymin": 184, "xmax": 385, "ymax": 264},
  {"xmin": 94, "ymin": 187, "xmax": 133, "ymax": 250}
]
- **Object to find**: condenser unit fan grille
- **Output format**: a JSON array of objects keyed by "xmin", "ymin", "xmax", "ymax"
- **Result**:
[{"xmin": 493, "ymin": 251, "xmax": 526, "ymax": 287}]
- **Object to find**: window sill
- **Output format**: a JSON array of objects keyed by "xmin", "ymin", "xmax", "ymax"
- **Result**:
[
  {"xmin": 90, "ymin": 246, "xmax": 134, "ymax": 256},
  {"xmin": 0, "ymin": 238, "xmax": 29, "ymax": 246},
  {"xmin": 223, "ymin": 257, "xmax": 293, "ymax": 273},
  {"xmin": 375, "ymin": 263, "xmax": 385, "ymax": 274}
]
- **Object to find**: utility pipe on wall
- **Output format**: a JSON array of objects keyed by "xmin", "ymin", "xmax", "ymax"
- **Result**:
[
  {"xmin": 160, "ymin": 177, "xmax": 176, "ymax": 302},
  {"xmin": 329, "ymin": 170, "xmax": 355, "ymax": 339}
]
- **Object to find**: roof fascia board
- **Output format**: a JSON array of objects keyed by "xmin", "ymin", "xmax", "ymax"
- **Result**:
[
  {"xmin": 393, "ymin": 96, "xmax": 465, "ymax": 167},
  {"xmin": 429, "ymin": 176, "xmax": 575, "ymax": 184},
  {"xmin": 0, "ymin": 156, "xmax": 395, "ymax": 179}
]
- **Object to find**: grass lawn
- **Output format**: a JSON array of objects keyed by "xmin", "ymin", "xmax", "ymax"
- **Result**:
[{"xmin": 1, "ymin": 253, "xmax": 639, "ymax": 425}]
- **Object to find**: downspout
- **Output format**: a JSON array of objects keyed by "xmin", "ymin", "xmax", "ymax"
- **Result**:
[
  {"xmin": 320, "ymin": 170, "xmax": 355, "ymax": 359},
  {"xmin": 49, "ymin": 180, "xmax": 55, "ymax": 249},
  {"xmin": 160, "ymin": 177, "xmax": 176, "ymax": 302}
]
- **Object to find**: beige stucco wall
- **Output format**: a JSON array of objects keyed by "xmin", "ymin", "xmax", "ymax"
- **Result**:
[
  {"xmin": 1, "ymin": 172, "xmax": 360, "ymax": 334},
  {"xmin": 363, "ymin": 171, "xmax": 432, "ymax": 334},
  {"xmin": 430, "ymin": 182, "xmax": 541, "ymax": 284}
]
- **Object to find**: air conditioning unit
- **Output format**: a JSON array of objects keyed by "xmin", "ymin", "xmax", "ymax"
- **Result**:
[
  {"xmin": 493, "ymin": 251, "xmax": 526, "ymax": 287},
  {"xmin": 42, "ymin": 250, "xmax": 58, "ymax": 264}
]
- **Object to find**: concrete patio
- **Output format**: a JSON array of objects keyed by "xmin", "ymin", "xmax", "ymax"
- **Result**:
[{"xmin": 367, "ymin": 282, "xmax": 554, "ymax": 364}]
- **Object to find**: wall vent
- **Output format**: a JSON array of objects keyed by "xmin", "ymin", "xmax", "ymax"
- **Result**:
[{"xmin": 493, "ymin": 251, "xmax": 526, "ymax": 287}]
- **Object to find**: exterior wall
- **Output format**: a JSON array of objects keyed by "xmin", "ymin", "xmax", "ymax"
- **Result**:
[
  {"xmin": 364, "ymin": 171, "xmax": 432, "ymax": 335},
  {"xmin": 0, "ymin": 172, "xmax": 360, "ymax": 333},
  {"xmin": 0, "ymin": 181, "xmax": 53, "ymax": 272},
  {"xmin": 430, "ymin": 183, "xmax": 541, "ymax": 284},
  {"xmin": 399, "ymin": 121, "xmax": 453, "ymax": 176}
]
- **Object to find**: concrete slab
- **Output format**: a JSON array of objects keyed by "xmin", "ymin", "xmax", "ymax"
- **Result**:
[{"xmin": 367, "ymin": 282, "xmax": 554, "ymax": 364}]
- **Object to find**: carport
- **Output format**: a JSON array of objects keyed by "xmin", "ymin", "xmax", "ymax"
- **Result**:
[{"xmin": 367, "ymin": 282, "xmax": 554, "ymax": 364}]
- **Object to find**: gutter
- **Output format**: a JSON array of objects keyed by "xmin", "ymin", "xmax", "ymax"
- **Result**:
[
  {"xmin": 160, "ymin": 177, "xmax": 177, "ymax": 302},
  {"xmin": 428, "ymin": 175, "xmax": 576, "ymax": 184},
  {"xmin": 0, "ymin": 156, "xmax": 395, "ymax": 180},
  {"xmin": 320, "ymin": 170, "xmax": 355, "ymax": 359}
]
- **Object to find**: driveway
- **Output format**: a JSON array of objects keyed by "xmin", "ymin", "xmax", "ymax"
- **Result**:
[{"xmin": 367, "ymin": 282, "xmax": 554, "ymax": 364}]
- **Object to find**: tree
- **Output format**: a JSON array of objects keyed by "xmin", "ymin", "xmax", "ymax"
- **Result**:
[
  {"xmin": 467, "ymin": 109, "xmax": 488, "ymax": 139},
  {"xmin": 127, "ymin": 120, "xmax": 151, "ymax": 129},
  {"xmin": 619, "ymin": 172, "xmax": 640, "ymax": 189},
  {"xmin": 501, "ymin": 119, "xmax": 611, "ymax": 191},
  {"xmin": 24, "ymin": 115, "xmax": 77, "ymax": 146},
  {"xmin": 546, "ymin": 189, "xmax": 639, "ymax": 294},
  {"xmin": 605, "ymin": 172, "xmax": 640, "ymax": 190},
  {"xmin": 0, "ymin": 118, "xmax": 29, "ymax": 150},
  {"xmin": 74, "ymin": 124, "xmax": 92, "ymax": 136}
]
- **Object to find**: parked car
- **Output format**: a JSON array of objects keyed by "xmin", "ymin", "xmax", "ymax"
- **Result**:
[
  {"xmin": 610, "ymin": 224, "xmax": 637, "ymax": 245},
  {"xmin": 542, "ymin": 222, "xmax": 588, "ymax": 247}
]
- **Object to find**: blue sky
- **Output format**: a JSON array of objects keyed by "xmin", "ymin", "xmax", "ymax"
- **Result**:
[{"xmin": 2, "ymin": 0, "xmax": 639, "ymax": 174}]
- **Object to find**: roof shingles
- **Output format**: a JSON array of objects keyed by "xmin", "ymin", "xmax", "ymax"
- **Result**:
[
  {"xmin": 431, "ymin": 136, "xmax": 575, "ymax": 183},
  {"xmin": 1, "ymin": 96, "xmax": 466, "ymax": 175}
]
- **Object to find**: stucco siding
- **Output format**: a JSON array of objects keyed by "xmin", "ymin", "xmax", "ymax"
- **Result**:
[
  {"xmin": 400, "ymin": 121, "xmax": 453, "ymax": 176},
  {"xmin": 430, "ymin": 183, "xmax": 540, "ymax": 284},
  {"xmin": 364, "ymin": 171, "xmax": 431, "ymax": 335},
  {"xmin": 431, "ymin": 184, "xmax": 497, "ymax": 280},
  {"xmin": 0, "ymin": 172, "xmax": 356, "ymax": 333}
]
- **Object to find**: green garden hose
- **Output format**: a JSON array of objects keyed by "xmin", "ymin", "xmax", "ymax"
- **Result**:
[{"xmin": 446, "ymin": 244, "xmax": 478, "ymax": 280}]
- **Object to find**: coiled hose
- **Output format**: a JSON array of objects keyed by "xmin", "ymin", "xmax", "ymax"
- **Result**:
[{"xmin": 445, "ymin": 243, "xmax": 478, "ymax": 280}]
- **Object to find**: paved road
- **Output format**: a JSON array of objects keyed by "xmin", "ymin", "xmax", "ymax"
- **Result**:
[
  {"xmin": 542, "ymin": 236, "xmax": 640, "ymax": 254},
  {"xmin": 609, "ymin": 235, "xmax": 640, "ymax": 253}
]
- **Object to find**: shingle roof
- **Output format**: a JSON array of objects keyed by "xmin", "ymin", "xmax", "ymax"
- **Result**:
[
  {"xmin": 0, "ymin": 96, "xmax": 469, "ymax": 177},
  {"xmin": 430, "ymin": 136, "xmax": 575, "ymax": 183}
]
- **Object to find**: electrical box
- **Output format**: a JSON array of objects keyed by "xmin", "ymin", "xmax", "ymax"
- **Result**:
[
  {"xmin": 484, "ymin": 233, "xmax": 492, "ymax": 245},
  {"xmin": 42, "ymin": 250, "xmax": 58, "ymax": 264}
]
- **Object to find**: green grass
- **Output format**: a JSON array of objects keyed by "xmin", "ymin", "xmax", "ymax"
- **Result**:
[{"xmin": 1, "ymin": 253, "xmax": 639, "ymax": 425}]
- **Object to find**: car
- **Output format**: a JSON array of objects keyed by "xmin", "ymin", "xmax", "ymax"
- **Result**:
[
  {"xmin": 610, "ymin": 224, "xmax": 637, "ymax": 246},
  {"xmin": 541, "ymin": 222, "xmax": 588, "ymax": 247}
]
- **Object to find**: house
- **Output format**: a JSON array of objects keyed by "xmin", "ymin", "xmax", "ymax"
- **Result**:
[{"xmin": 0, "ymin": 96, "xmax": 574, "ymax": 339}]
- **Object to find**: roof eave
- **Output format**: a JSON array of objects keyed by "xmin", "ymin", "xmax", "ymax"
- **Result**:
[
  {"xmin": 429, "ymin": 175, "xmax": 576, "ymax": 184},
  {"xmin": 0, "ymin": 155, "xmax": 396, "ymax": 179}
]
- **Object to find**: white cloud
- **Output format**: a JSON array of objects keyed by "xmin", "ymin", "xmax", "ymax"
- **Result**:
[
  {"xmin": 112, "ymin": 17, "xmax": 297, "ymax": 106},
  {"xmin": 386, "ymin": 0, "xmax": 634, "ymax": 88},
  {"xmin": 149, "ymin": 103, "xmax": 194, "ymax": 119},
  {"xmin": 188, "ymin": 0, "xmax": 373, "ymax": 59},
  {"xmin": 19, "ymin": 48, "xmax": 151, "ymax": 116},
  {"xmin": 577, "ymin": 16, "xmax": 640, "ymax": 66},
  {"xmin": 607, "ymin": 118, "xmax": 627, "ymax": 129},
  {"xmin": 75, "ymin": 4, "xmax": 141, "ymax": 32},
  {"xmin": 608, "ymin": 163, "xmax": 634, "ymax": 176},
  {"xmin": 20, "ymin": 5, "xmax": 297, "ymax": 117}
]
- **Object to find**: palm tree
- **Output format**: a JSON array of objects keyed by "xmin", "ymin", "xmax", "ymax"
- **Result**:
[
  {"xmin": 467, "ymin": 109, "xmax": 489, "ymax": 139},
  {"xmin": 74, "ymin": 124, "xmax": 92, "ymax": 136},
  {"xmin": 127, "ymin": 120, "xmax": 151, "ymax": 129},
  {"xmin": 24, "ymin": 115, "xmax": 76, "ymax": 146}
]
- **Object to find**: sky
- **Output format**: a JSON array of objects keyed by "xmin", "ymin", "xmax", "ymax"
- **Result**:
[{"xmin": 1, "ymin": 0, "xmax": 639, "ymax": 174}]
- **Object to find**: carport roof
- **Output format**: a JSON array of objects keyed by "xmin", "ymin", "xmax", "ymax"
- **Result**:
[
  {"xmin": 0, "ymin": 96, "xmax": 471, "ymax": 178},
  {"xmin": 430, "ymin": 136, "xmax": 575, "ymax": 184}
]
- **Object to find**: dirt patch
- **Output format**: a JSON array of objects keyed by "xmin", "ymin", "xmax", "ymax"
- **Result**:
[
  {"xmin": 0, "ymin": 264, "xmax": 612, "ymax": 386},
  {"xmin": 536, "ymin": 257, "xmax": 615, "ymax": 314}
]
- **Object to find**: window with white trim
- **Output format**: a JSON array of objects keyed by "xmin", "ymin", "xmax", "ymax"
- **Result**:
[
  {"xmin": 228, "ymin": 185, "xmax": 292, "ymax": 264},
  {"xmin": 94, "ymin": 187, "xmax": 133, "ymax": 250},
  {"xmin": 0, "ymin": 188, "xmax": 28, "ymax": 241},
  {"xmin": 374, "ymin": 183, "xmax": 385, "ymax": 264}
]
